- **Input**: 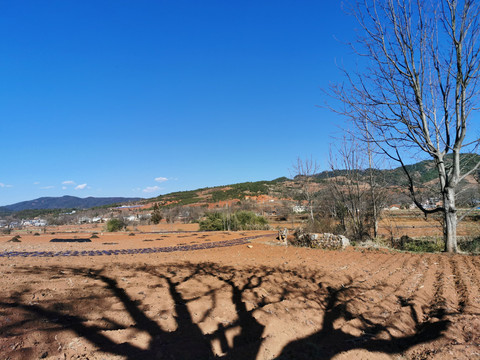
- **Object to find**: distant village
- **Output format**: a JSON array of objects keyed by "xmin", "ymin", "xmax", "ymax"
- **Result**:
[
  {"xmin": 0, "ymin": 205, "xmax": 150, "ymax": 230},
  {"xmin": 0, "ymin": 196, "xmax": 444, "ymax": 231}
]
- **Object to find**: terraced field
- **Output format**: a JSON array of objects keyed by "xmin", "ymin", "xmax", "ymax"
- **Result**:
[{"xmin": 0, "ymin": 231, "xmax": 479, "ymax": 359}]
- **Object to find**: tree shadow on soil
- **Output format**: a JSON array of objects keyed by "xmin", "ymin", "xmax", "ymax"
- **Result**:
[
  {"xmin": 0, "ymin": 263, "xmax": 450, "ymax": 359},
  {"xmin": 276, "ymin": 287, "xmax": 449, "ymax": 359}
]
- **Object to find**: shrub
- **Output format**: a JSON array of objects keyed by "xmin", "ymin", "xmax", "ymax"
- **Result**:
[
  {"xmin": 106, "ymin": 218, "xmax": 126, "ymax": 232},
  {"xmin": 199, "ymin": 211, "xmax": 269, "ymax": 231},
  {"xmin": 199, "ymin": 213, "xmax": 224, "ymax": 231},
  {"xmin": 394, "ymin": 235, "xmax": 444, "ymax": 253},
  {"xmin": 151, "ymin": 203, "xmax": 163, "ymax": 224},
  {"xmin": 402, "ymin": 240, "xmax": 443, "ymax": 253},
  {"xmin": 90, "ymin": 234, "xmax": 99, "ymax": 239},
  {"xmin": 233, "ymin": 211, "xmax": 268, "ymax": 230},
  {"xmin": 459, "ymin": 237, "xmax": 480, "ymax": 254}
]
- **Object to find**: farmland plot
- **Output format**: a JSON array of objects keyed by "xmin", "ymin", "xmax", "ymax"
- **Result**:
[{"xmin": 0, "ymin": 232, "xmax": 479, "ymax": 359}]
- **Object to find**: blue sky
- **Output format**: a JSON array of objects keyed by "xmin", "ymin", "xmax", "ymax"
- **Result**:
[{"xmin": 0, "ymin": 1, "xmax": 356, "ymax": 205}]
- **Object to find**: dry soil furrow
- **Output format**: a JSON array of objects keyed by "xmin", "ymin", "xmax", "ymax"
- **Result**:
[
  {"xmin": 403, "ymin": 255, "xmax": 437, "ymax": 324},
  {"xmin": 326, "ymin": 254, "xmax": 378, "ymax": 282},
  {"xmin": 313, "ymin": 250, "xmax": 372, "ymax": 277},
  {"xmin": 455, "ymin": 256, "xmax": 480, "ymax": 313},
  {"xmin": 467, "ymin": 256, "xmax": 480, "ymax": 279},
  {"xmin": 336, "ymin": 254, "xmax": 426, "ymax": 342},
  {"xmin": 376, "ymin": 255, "xmax": 427, "ymax": 337},
  {"xmin": 343, "ymin": 254, "xmax": 416, "ymax": 320},
  {"xmin": 426, "ymin": 255, "xmax": 449, "ymax": 318},
  {"xmin": 471, "ymin": 257, "xmax": 480, "ymax": 271},
  {"xmin": 448, "ymin": 257, "xmax": 469, "ymax": 313},
  {"xmin": 297, "ymin": 250, "xmax": 381, "ymax": 288},
  {"xmin": 392, "ymin": 255, "xmax": 423, "ymax": 294},
  {"xmin": 405, "ymin": 255, "xmax": 429, "ymax": 296},
  {"xmin": 353, "ymin": 252, "xmax": 404, "ymax": 284},
  {"xmin": 440, "ymin": 256, "xmax": 463, "ymax": 315}
]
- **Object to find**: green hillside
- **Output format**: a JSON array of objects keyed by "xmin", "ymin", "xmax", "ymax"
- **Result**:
[
  {"xmin": 150, "ymin": 177, "xmax": 289, "ymax": 206},
  {"xmin": 314, "ymin": 153, "xmax": 480, "ymax": 186},
  {"xmin": 150, "ymin": 154, "xmax": 479, "ymax": 207}
]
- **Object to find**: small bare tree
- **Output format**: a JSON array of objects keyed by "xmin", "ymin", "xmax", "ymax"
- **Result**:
[
  {"xmin": 329, "ymin": 137, "xmax": 387, "ymax": 240},
  {"xmin": 291, "ymin": 157, "xmax": 320, "ymax": 223},
  {"xmin": 331, "ymin": 0, "xmax": 480, "ymax": 252}
]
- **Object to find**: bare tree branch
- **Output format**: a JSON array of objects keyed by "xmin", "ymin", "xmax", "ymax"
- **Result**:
[{"xmin": 329, "ymin": 0, "xmax": 480, "ymax": 252}]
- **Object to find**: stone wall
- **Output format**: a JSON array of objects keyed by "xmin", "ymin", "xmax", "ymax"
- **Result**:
[{"xmin": 290, "ymin": 229, "xmax": 350, "ymax": 250}]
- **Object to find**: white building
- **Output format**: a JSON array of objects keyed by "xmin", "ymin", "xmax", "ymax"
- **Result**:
[{"xmin": 292, "ymin": 205, "xmax": 307, "ymax": 214}]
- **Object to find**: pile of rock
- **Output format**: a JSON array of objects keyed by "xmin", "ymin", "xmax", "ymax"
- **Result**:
[{"xmin": 291, "ymin": 229, "xmax": 350, "ymax": 250}]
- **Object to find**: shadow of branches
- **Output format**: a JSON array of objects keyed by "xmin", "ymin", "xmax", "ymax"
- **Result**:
[{"xmin": 0, "ymin": 262, "xmax": 450, "ymax": 359}]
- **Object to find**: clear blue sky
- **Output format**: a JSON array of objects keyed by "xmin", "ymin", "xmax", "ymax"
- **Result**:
[{"xmin": 0, "ymin": 1, "xmax": 355, "ymax": 205}]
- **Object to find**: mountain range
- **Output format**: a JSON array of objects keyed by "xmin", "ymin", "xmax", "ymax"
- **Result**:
[
  {"xmin": 1, "ymin": 154, "xmax": 478, "ymax": 213},
  {"xmin": 0, "ymin": 196, "xmax": 142, "ymax": 212}
]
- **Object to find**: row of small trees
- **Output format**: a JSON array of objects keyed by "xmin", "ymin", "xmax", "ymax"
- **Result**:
[
  {"xmin": 105, "ymin": 206, "xmax": 269, "ymax": 232},
  {"xmin": 293, "ymin": 140, "xmax": 387, "ymax": 243},
  {"xmin": 199, "ymin": 211, "xmax": 269, "ymax": 231}
]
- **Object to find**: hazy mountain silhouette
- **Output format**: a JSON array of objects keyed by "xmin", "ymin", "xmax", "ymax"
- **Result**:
[{"xmin": 1, "ymin": 195, "xmax": 142, "ymax": 212}]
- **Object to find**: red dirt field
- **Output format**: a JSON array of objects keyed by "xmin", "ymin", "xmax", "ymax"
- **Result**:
[{"xmin": 1, "ymin": 230, "xmax": 479, "ymax": 359}]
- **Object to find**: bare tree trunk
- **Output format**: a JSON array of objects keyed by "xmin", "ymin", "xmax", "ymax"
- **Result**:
[
  {"xmin": 372, "ymin": 205, "xmax": 378, "ymax": 239},
  {"xmin": 444, "ymin": 187, "xmax": 458, "ymax": 253},
  {"xmin": 367, "ymin": 138, "xmax": 379, "ymax": 239}
]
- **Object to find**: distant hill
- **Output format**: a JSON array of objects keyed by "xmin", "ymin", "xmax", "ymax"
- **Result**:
[
  {"xmin": 313, "ymin": 153, "xmax": 480, "ymax": 186},
  {"xmin": 1, "ymin": 196, "xmax": 143, "ymax": 212},
  {"xmin": 147, "ymin": 154, "xmax": 480, "ymax": 207},
  {"xmin": 4, "ymin": 155, "xmax": 477, "ymax": 213},
  {"xmin": 150, "ymin": 177, "xmax": 290, "ymax": 207}
]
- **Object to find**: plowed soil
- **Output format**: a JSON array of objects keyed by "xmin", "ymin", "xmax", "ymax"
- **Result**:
[{"xmin": 1, "ymin": 230, "xmax": 479, "ymax": 359}]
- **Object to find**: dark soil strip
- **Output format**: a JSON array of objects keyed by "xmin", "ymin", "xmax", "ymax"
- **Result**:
[{"xmin": 50, "ymin": 238, "xmax": 92, "ymax": 243}]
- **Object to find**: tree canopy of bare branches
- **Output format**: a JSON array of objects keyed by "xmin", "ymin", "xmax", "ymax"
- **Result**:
[
  {"xmin": 331, "ymin": 0, "xmax": 480, "ymax": 252},
  {"xmin": 291, "ymin": 156, "xmax": 320, "ymax": 223},
  {"xmin": 329, "ymin": 137, "xmax": 388, "ymax": 241}
]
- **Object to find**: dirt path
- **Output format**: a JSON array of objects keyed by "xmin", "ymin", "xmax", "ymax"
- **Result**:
[{"xmin": 0, "ymin": 231, "xmax": 479, "ymax": 359}]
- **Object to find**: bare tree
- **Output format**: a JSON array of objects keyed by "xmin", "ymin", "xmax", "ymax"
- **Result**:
[
  {"xmin": 329, "ymin": 137, "xmax": 387, "ymax": 240},
  {"xmin": 291, "ymin": 157, "xmax": 320, "ymax": 223},
  {"xmin": 331, "ymin": 0, "xmax": 480, "ymax": 252},
  {"xmin": 364, "ymin": 128, "xmax": 390, "ymax": 238},
  {"xmin": 162, "ymin": 207, "xmax": 180, "ymax": 224}
]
